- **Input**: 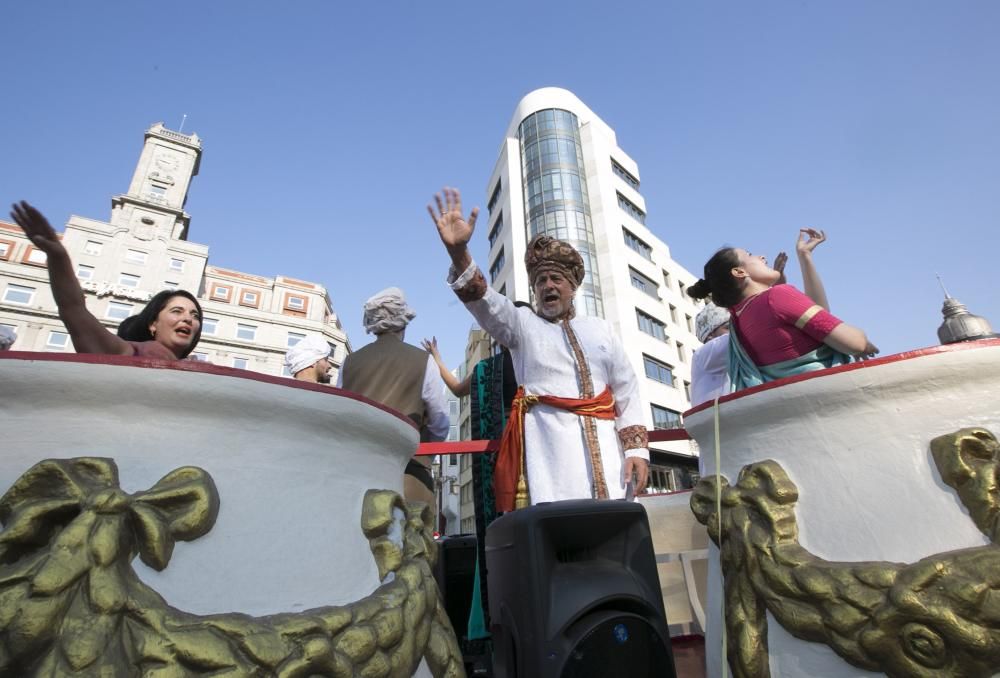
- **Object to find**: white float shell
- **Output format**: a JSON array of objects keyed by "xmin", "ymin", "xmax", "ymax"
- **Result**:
[{"xmin": 684, "ymin": 339, "xmax": 1000, "ymax": 677}]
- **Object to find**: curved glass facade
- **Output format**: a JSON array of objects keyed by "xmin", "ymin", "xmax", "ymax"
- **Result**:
[{"xmin": 518, "ymin": 108, "xmax": 604, "ymax": 318}]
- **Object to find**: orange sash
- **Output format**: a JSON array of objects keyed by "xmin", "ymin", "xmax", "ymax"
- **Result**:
[{"xmin": 494, "ymin": 385, "xmax": 616, "ymax": 513}]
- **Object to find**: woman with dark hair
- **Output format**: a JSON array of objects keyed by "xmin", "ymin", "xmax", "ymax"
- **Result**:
[
  {"xmin": 688, "ymin": 229, "xmax": 877, "ymax": 390},
  {"xmin": 10, "ymin": 201, "xmax": 202, "ymax": 360}
]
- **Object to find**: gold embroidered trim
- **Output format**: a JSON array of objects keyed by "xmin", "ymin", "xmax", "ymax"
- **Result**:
[
  {"xmin": 455, "ymin": 267, "xmax": 488, "ymax": 303},
  {"xmin": 795, "ymin": 304, "xmax": 822, "ymax": 329},
  {"xmin": 617, "ymin": 424, "xmax": 648, "ymax": 451},
  {"xmin": 561, "ymin": 319, "xmax": 608, "ymax": 500}
]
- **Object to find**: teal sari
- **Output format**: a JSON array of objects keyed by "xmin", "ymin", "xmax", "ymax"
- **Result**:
[{"xmin": 728, "ymin": 326, "xmax": 850, "ymax": 391}]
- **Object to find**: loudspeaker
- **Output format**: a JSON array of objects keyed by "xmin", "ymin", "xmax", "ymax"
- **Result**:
[
  {"xmin": 434, "ymin": 534, "xmax": 479, "ymax": 639},
  {"xmin": 486, "ymin": 499, "xmax": 676, "ymax": 678}
]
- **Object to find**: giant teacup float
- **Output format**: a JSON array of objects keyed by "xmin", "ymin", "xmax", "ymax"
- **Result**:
[
  {"xmin": 684, "ymin": 338, "xmax": 1000, "ymax": 678},
  {"xmin": 0, "ymin": 353, "xmax": 464, "ymax": 677}
]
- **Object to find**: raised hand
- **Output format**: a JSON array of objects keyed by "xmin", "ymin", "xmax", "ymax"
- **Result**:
[
  {"xmin": 10, "ymin": 201, "xmax": 66, "ymax": 257},
  {"xmin": 773, "ymin": 251, "xmax": 788, "ymax": 285},
  {"xmin": 427, "ymin": 187, "xmax": 479, "ymax": 254},
  {"xmin": 421, "ymin": 336, "xmax": 442, "ymax": 360},
  {"xmin": 796, "ymin": 228, "xmax": 826, "ymax": 256}
]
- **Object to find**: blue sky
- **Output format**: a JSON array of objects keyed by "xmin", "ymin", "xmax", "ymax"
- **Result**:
[{"xmin": 3, "ymin": 1, "xmax": 998, "ymax": 370}]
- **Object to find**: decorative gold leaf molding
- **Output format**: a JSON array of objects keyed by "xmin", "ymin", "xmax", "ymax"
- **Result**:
[
  {"xmin": 691, "ymin": 428, "xmax": 1000, "ymax": 678},
  {"xmin": 0, "ymin": 458, "xmax": 465, "ymax": 677}
]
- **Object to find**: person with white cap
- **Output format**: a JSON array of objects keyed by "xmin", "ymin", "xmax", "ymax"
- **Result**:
[
  {"xmin": 0, "ymin": 325, "xmax": 16, "ymax": 351},
  {"xmin": 337, "ymin": 287, "xmax": 449, "ymax": 507},
  {"xmin": 690, "ymin": 302, "xmax": 732, "ymax": 408},
  {"xmin": 284, "ymin": 335, "xmax": 333, "ymax": 384}
]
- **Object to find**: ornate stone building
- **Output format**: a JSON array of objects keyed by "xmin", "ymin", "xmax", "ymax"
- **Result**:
[{"xmin": 0, "ymin": 123, "xmax": 350, "ymax": 377}]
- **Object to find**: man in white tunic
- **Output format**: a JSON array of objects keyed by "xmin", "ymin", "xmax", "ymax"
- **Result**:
[{"xmin": 428, "ymin": 187, "xmax": 649, "ymax": 512}]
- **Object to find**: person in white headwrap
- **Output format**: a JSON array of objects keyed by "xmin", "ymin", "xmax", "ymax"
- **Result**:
[
  {"xmin": 690, "ymin": 302, "xmax": 732, "ymax": 409},
  {"xmin": 338, "ymin": 287, "xmax": 449, "ymax": 507},
  {"xmin": 284, "ymin": 335, "xmax": 333, "ymax": 384},
  {"xmin": 0, "ymin": 325, "xmax": 16, "ymax": 351}
]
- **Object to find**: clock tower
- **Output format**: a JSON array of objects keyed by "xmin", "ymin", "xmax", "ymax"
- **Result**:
[{"xmin": 110, "ymin": 122, "xmax": 202, "ymax": 241}]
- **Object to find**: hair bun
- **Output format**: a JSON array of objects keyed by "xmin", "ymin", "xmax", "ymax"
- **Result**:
[{"xmin": 687, "ymin": 279, "xmax": 711, "ymax": 300}]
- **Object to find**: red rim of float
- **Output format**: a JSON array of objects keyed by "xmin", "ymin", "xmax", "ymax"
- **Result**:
[
  {"xmin": 683, "ymin": 338, "xmax": 1000, "ymax": 418},
  {"xmin": 0, "ymin": 351, "xmax": 419, "ymax": 431}
]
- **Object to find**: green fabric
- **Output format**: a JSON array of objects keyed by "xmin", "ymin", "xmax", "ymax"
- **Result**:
[
  {"xmin": 466, "ymin": 556, "xmax": 488, "ymax": 639},
  {"xmin": 728, "ymin": 327, "xmax": 850, "ymax": 391}
]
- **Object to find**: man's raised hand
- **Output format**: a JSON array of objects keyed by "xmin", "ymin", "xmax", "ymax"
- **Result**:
[
  {"xmin": 10, "ymin": 201, "xmax": 65, "ymax": 256},
  {"xmin": 427, "ymin": 187, "xmax": 479, "ymax": 254}
]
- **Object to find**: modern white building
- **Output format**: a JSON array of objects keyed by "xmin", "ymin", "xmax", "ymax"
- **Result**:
[
  {"xmin": 0, "ymin": 123, "xmax": 350, "ymax": 378},
  {"xmin": 480, "ymin": 87, "xmax": 704, "ymax": 492}
]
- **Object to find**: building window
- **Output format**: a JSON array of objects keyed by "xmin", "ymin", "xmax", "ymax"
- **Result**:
[
  {"xmin": 106, "ymin": 301, "xmax": 134, "ymax": 320},
  {"xmin": 611, "ymin": 158, "xmax": 640, "ymax": 189},
  {"xmin": 629, "ymin": 267, "xmax": 659, "ymax": 298},
  {"xmin": 617, "ymin": 192, "xmax": 646, "ymax": 224},
  {"xmin": 651, "ymin": 404, "xmax": 682, "ymax": 430},
  {"xmin": 239, "ymin": 289, "xmax": 260, "ymax": 307},
  {"xmin": 210, "ymin": 284, "xmax": 232, "ymax": 302},
  {"xmin": 489, "ymin": 247, "xmax": 506, "ymax": 282},
  {"xmin": 148, "ymin": 185, "xmax": 166, "ymax": 197},
  {"xmin": 46, "ymin": 331, "xmax": 69, "ymax": 351},
  {"xmin": 487, "ymin": 180, "xmax": 502, "ymax": 214},
  {"xmin": 668, "ymin": 304, "xmax": 678, "ymax": 323},
  {"xmin": 163, "ymin": 280, "xmax": 180, "ymax": 290},
  {"xmin": 0, "ymin": 324, "xmax": 16, "ymax": 346},
  {"xmin": 118, "ymin": 273, "xmax": 141, "ymax": 288},
  {"xmin": 201, "ymin": 317, "xmax": 218, "ymax": 335},
  {"xmin": 643, "ymin": 355, "xmax": 674, "ymax": 386},
  {"xmin": 236, "ymin": 323, "xmax": 257, "ymax": 341},
  {"xmin": 487, "ymin": 213, "xmax": 504, "ymax": 249},
  {"xmin": 662, "ymin": 270, "xmax": 672, "ymax": 290},
  {"xmin": 636, "ymin": 309, "xmax": 668, "ymax": 342},
  {"xmin": 76, "ymin": 264, "xmax": 95, "ymax": 280},
  {"xmin": 623, "ymin": 228, "xmax": 652, "ymax": 261},
  {"xmin": 448, "ymin": 427, "xmax": 459, "ymax": 443},
  {"xmin": 686, "ymin": 314, "xmax": 694, "ymax": 333},
  {"xmin": 677, "ymin": 342, "xmax": 687, "ymax": 363},
  {"xmin": 232, "ymin": 357, "xmax": 249, "ymax": 370},
  {"xmin": 678, "ymin": 281, "xmax": 687, "ymax": 298},
  {"xmin": 169, "ymin": 258, "xmax": 185, "ymax": 272},
  {"xmin": 24, "ymin": 247, "xmax": 48, "ymax": 266},
  {"xmin": 285, "ymin": 295, "xmax": 306, "ymax": 310},
  {"xmin": 287, "ymin": 331, "xmax": 305, "ymax": 348},
  {"xmin": 125, "ymin": 249, "xmax": 148, "ymax": 265},
  {"xmin": 683, "ymin": 381, "xmax": 692, "ymax": 401},
  {"xmin": 190, "ymin": 352, "xmax": 209, "ymax": 362},
  {"xmin": 3, "ymin": 284, "xmax": 35, "ymax": 305},
  {"xmin": 84, "ymin": 240, "xmax": 103, "ymax": 256},
  {"xmin": 0, "ymin": 240, "xmax": 12, "ymax": 260}
]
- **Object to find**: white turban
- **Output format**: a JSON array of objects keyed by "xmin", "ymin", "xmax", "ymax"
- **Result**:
[
  {"xmin": 284, "ymin": 335, "xmax": 331, "ymax": 376},
  {"xmin": 695, "ymin": 302, "xmax": 730, "ymax": 343},
  {"xmin": 363, "ymin": 287, "xmax": 416, "ymax": 335},
  {"xmin": 0, "ymin": 325, "xmax": 15, "ymax": 351}
]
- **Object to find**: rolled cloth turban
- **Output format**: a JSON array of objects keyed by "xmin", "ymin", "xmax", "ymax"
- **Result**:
[
  {"xmin": 695, "ymin": 302, "xmax": 730, "ymax": 343},
  {"xmin": 284, "ymin": 335, "xmax": 331, "ymax": 375},
  {"xmin": 524, "ymin": 234, "xmax": 586, "ymax": 287},
  {"xmin": 363, "ymin": 287, "xmax": 416, "ymax": 335},
  {"xmin": 0, "ymin": 325, "xmax": 15, "ymax": 350}
]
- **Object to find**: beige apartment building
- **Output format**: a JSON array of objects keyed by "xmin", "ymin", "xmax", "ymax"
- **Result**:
[{"xmin": 0, "ymin": 123, "xmax": 350, "ymax": 376}]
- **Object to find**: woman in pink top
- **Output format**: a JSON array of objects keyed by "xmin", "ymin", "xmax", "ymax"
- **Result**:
[
  {"xmin": 687, "ymin": 229, "xmax": 877, "ymax": 389},
  {"xmin": 10, "ymin": 201, "xmax": 202, "ymax": 360}
]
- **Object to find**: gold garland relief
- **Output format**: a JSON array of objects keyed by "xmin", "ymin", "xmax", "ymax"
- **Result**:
[
  {"xmin": 690, "ymin": 427, "xmax": 1000, "ymax": 678},
  {"xmin": 0, "ymin": 457, "xmax": 465, "ymax": 677}
]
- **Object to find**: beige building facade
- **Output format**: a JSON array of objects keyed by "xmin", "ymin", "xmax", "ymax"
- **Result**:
[{"xmin": 0, "ymin": 123, "xmax": 350, "ymax": 377}]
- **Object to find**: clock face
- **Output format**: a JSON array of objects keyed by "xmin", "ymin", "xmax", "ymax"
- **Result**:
[{"xmin": 155, "ymin": 154, "xmax": 179, "ymax": 170}]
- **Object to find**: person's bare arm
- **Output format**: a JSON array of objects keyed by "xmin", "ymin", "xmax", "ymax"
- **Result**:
[
  {"xmin": 824, "ymin": 323, "xmax": 878, "ymax": 358},
  {"xmin": 10, "ymin": 202, "xmax": 132, "ymax": 355},
  {"xmin": 421, "ymin": 337, "xmax": 472, "ymax": 397},
  {"xmin": 796, "ymin": 228, "xmax": 830, "ymax": 311}
]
